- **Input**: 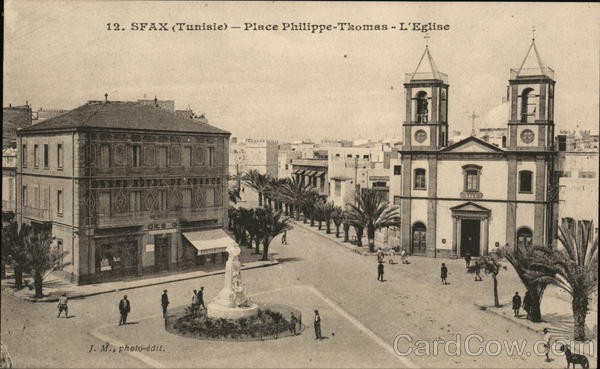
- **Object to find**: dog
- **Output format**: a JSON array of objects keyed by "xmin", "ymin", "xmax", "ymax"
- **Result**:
[{"xmin": 560, "ymin": 344, "xmax": 589, "ymax": 369}]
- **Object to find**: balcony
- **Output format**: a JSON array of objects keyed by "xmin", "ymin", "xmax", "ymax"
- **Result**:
[
  {"xmin": 460, "ymin": 191, "xmax": 483, "ymax": 200},
  {"xmin": 95, "ymin": 206, "xmax": 225, "ymax": 228},
  {"xmin": 22, "ymin": 206, "xmax": 52, "ymax": 221}
]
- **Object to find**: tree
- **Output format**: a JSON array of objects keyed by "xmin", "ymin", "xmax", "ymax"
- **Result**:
[
  {"xmin": 469, "ymin": 250, "xmax": 507, "ymax": 307},
  {"xmin": 345, "ymin": 190, "xmax": 401, "ymax": 252},
  {"xmin": 302, "ymin": 191, "xmax": 321, "ymax": 227},
  {"xmin": 342, "ymin": 221, "xmax": 351, "ymax": 242},
  {"xmin": 331, "ymin": 206, "xmax": 344, "ymax": 238},
  {"xmin": 238, "ymin": 208, "xmax": 255, "ymax": 248},
  {"xmin": 314, "ymin": 200, "xmax": 325, "ymax": 230},
  {"xmin": 277, "ymin": 177, "xmax": 313, "ymax": 220},
  {"xmin": 242, "ymin": 169, "xmax": 269, "ymax": 207},
  {"xmin": 1, "ymin": 212, "xmax": 17, "ymax": 279},
  {"xmin": 322, "ymin": 202, "xmax": 335, "ymax": 234},
  {"xmin": 228, "ymin": 188, "xmax": 241, "ymax": 204},
  {"xmin": 3, "ymin": 221, "xmax": 32, "ymax": 289},
  {"xmin": 257, "ymin": 209, "xmax": 292, "ymax": 261},
  {"xmin": 530, "ymin": 221, "xmax": 598, "ymax": 341},
  {"xmin": 501, "ymin": 243, "xmax": 553, "ymax": 322},
  {"xmin": 23, "ymin": 229, "xmax": 69, "ymax": 298}
]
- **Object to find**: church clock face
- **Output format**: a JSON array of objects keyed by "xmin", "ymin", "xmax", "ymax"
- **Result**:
[
  {"xmin": 415, "ymin": 130, "xmax": 427, "ymax": 143},
  {"xmin": 520, "ymin": 129, "xmax": 535, "ymax": 144}
]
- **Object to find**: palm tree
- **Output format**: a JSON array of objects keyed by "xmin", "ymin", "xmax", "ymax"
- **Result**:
[
  {"xmin": 265, "ymin": 177, "xmax": 287, "ymax": 210},
  {"xmin": 1, "ymin": 212, "xmax": 16, "ymax": 279},
  {"xmin": 303, "ymin": 190, "xmax": 321, "ymax": 227},
  {"xmin": 229, "ymin": 164, "xmax": 243, "ymax": 190},
  {"xmin": 345, "ymin": 189, "xmax": 401, "ymax": 253},
  {"xmin": 257, "ymin": 208, "xmax": 292, "ymax": 261},
  {"xmin": 531, "ymin": 221, "xmax": 598, "ymax": 341},
  {"xmin": 501, "ymin": 243, "xmax": 553, "ymax": 322},
  {"xmin": 278, "ymin": 177, "xmax": 313, "ymax": 220},
  {"xmin": 314, "ymin": 200, "xmax": 325, "ymax": 230},
  {"xmin": 4, "ymin": 221, "xmax": 32, "ymax": 289},
  {"xmin": 331, "ymin": 206, "xmax": 344, "ymax": 238},
  {"xmin": 242, "ymin": 169, "xmax": 269, "ymax": 207},
  {"xmin": 228, "ymin": 188, "xmax": 241, "ymax": 204},
  {"xmin": 322, "ymin": 202, "xmax": 335, "ymax": 234},
  {"xmin": 469, "ymin": 249, "xmax": 507, "ymax": 307},
  {"xmin": 23, "ymin": 229, "xmax": 69, "ymax": 298},
  {"xmin": 238, "ymin": 208, "xmax": 256, "ymax": 248},
  {"xmin": 342, "ymin": 221, "xmax": 351, "ymax": 242}
]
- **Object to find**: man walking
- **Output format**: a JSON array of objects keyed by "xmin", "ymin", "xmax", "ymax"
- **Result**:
[
  {"xmin": 377, "ymin": 261, "xmax": 384, "ymax": 282},
  {"xmin": 281, "ymin": 230, "xmax": 287, "ymax": 245},
  {"xmin": 197, "ymin": 287, "xmax": 206, "ymax": 310},
  {"xmin": 313, "ymin": 310, "xmax": 322, "ymax": 340},
  {"xmin": 512, "ymin": 291, "xmax": 522, "ymax": 317},
  {"xmin": 543, "ymin": 328, "xmax": 552, "ymax": 362},
  {"xmin": 523, "ymin": 290, "xmax": 532, "ymax": 320},
  {"xmin": 441, "ymin": 263, "xmax": 448, "ymax": 285},
  {"xmin": 289, "ymin": 312, "xmax": 298, "ymax": 336},
  {"xmin": 161, "ymin": 290, "xmax": 170, "ymax": 318},
  {"xmin": 57, "ymin": 293, "xmax": 69, "ymax": 318},
  {"xmin": 118, "ymin": 295, "xmax": 131, "ymax": 326}
]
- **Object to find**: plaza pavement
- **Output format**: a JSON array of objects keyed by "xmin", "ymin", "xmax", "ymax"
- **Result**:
[{"xmin": 0, "ymin": 186, "xmax": 596, "ymax": 368}]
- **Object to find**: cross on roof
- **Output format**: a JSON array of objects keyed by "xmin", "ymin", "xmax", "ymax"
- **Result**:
[
  {"xmin": 532, "ymin": 25, "xmax": 536, "ymax": 41},
  {"xmin": 469, "ymin": 111, "xmax": 479, "ymax": 136},
  {"xmin": 424, "ymin": 33, "xmax": 431, "ymax": 47}
]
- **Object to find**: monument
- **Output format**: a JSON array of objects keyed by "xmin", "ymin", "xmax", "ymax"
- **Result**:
[{"xmin": 207, "ymin": 241, "xmax": 259, "ymax": 319}]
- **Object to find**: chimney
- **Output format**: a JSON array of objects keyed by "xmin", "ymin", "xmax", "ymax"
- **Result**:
[{"xmin": 104, "ymin": 93, "xmax": 108, "ymax": 103}]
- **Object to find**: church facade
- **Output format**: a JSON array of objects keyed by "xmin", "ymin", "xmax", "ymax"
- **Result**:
[{"xmin": 397, "ymin": 39, "xmax": 558, "ymax": 258}]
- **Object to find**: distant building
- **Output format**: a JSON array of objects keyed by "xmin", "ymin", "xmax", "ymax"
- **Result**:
[
  {"xmin": 3, "ymin": 103, "xmax": 32, "ymax": 148},
  {"xmin": 556, "ymin": 149, "xmax": 599, "ymax": 230},
  {"xmin": 17, "ymin": 100, "xmax": 231, "ymax": 285},
  {"xmin": 229, "ymin": 138, "xmax": 278, "ymax": 178},
  {"xmin": 33, "ymin": 108, "xmax": 69, "ymax": 123},
  {"xmin": 2, "ymin": 148, "xmax": 17, "ymax": 214},
  {"xmin": 291, "ymin": 159, "xmax": 328, "ymax": 196},
  {"xmin": 277, "ymin": 150, "xmax": 302, "ymax": 179}
]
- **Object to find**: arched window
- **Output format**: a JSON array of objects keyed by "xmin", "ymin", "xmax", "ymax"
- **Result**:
[
  {"xmin": 415, "ymin": 91, "xmax": 428, "ymax": 123},
  {"xmin": 517, "ymin": 227, "xmax": 533, "ymax": 247},
  {"xmin": 412, "ymin": 222, "xmax": 427, "ymax": 254},
  {"xmin": 414, "ymin": 168, "xmax": 426, "ymax": 190},
  {"xmin": 519, "ymin": 170, "xmax": 533, "ymax": 193},
  {"xmin": 521, "ymin": 88, "xmax": 537, "ymax": 123}
]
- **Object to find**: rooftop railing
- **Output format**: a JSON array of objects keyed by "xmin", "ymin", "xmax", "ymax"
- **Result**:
[
  {"xmin": 405, "ymin": 72, "xmax": 448, "ymax": 84},
  {"xmin": 510, "ymin": 67, "xmax": 554, "ymax": 80}
]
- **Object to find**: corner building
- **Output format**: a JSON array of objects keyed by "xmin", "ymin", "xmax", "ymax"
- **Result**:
[
  {"xmin": 398, "ymin": 40, "xmax": 557, "ymax": 257},
  {"xmin": 16, "ymin": 101, "xmax": 230, "ymax": 284}
]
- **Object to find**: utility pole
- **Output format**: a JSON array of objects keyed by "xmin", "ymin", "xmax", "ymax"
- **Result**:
[{"xmin": 354, "ymin": 156, "xmax": 359, "ymax": 205}]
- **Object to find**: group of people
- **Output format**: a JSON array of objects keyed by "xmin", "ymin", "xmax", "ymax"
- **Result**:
[
  {"xmin": 512, "ymin": 290, "xmax": 535, "ymax": 319},
  {"xmin": 191, "ymin": 287, "xmax": 206, "ymax": 314}
]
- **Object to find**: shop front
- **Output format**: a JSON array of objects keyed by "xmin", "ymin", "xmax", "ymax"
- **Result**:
[{"xmin": 182, "ymin": 228, "xmax": 235, "ymax": 267}]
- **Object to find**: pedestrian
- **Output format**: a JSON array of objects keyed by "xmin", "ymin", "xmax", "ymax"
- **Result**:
[
  {"xmin": 543, "ymin": 328, "xmax": 552, "ymax": 362},
  {"xmin": 281, "ymin": 230, "xmax": 287, "ymax": 245},
  {"xmin": 377, "ymin": 248, "xmax": 385, "ymax": 263},
  {"xmin": 523, "ymin": 290, "xmax": 532, "ymax": 320},
  {"xmin": 474, "ymin": 263, "xmax": 482, "ymax": 281},
  {"xmin": 512, "ymin": 291, "xmax": 522, "ymax": 317},
  {"xmin": 400, "ymin": 247, "xmax": 409, "ymax": 264},
  {"xmin": 441, "ymin": 263, "xmax": 448, "ymax": 285},
  {"xmin": 313, "ymin": 310, "xmax": 322, "ymax": 340},
  {"xmin": 464, "ymin": 250, "xmax": 471, "ymax": 269},
  {"xmin": 57, "ymin": 293, "xmax": 68, "ymax": 318},
  {"xmin": 377, "ymin": 261, "xmax": 384, "ymax": 282},
  {"xmin": 289, "ymin": 312, "xmax": 298, "ymax": 336},
  {"xmin": 197, "ymin": 286, "xmax": 206, "ymax": 310},
  {"xmin": 388, "ymin": 249, "xmax": 396, "ymax": 264},
  {"xmin": 118, "ymin": 295, "xmax": 131, "ymax": 326},
  {"xmin": 191, "ymin": 289, "xmax": 199, "ymax": 315},
  {"xmin": 161, "ymin": 290, "xmax": 169, "ymax": 318}
]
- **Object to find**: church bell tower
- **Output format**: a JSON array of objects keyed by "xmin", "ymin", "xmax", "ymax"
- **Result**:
[
  {"xmin": 507, "ymin": 34, "xmax": 555, "ymax": 151},
  {"xmin": 403, "ymin": 43, "xmax": 449, "ymax": 150}
]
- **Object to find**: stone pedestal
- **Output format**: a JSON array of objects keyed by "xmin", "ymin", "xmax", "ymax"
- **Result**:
[{"xmin": 207, "ymin": 242, "xmax": 258, "ymax": 319}]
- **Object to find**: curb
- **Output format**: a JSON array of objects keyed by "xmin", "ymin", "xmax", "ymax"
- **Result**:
[
  {"xmin": 473, "ymin": 302, "xmax": 544, "ymax": 335},
  {"xmin": 9, "ymin": 260, "xmax": 279, "ymax": 303},
  {"xmin": 293, "ymin": 220, "xmax": 376, "ymax": 257}
]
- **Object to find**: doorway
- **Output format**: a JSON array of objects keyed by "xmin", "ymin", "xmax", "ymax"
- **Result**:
[
  {"xmin": 460, "ymin": 219, "xmax": 481, "ymax": 257},
  {"xmin": 154, "ymin": 235, "xmax": 171, "ymax": 272}
]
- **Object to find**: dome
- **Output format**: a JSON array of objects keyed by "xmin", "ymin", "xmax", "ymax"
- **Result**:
[{"xmin": 481, "ymin": 102, "xmax": 509, "ymax": 129}]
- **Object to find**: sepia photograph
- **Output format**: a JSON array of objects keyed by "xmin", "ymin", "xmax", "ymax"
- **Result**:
[{"xmin": 2, "ymin": 1, "xmax": 598, "ymax": 368}]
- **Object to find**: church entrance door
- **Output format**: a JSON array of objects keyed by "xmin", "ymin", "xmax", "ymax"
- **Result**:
[{"xmin": 460, "ymin": 219, "xmax": 480, "ymax": 257}]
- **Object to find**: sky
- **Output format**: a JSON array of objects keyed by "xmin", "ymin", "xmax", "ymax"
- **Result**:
[{"xmin": 4, "ymin": 1, "xmax": 599, "ymax": 142}]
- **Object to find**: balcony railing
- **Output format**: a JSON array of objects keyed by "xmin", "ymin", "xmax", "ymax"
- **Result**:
[
  {"xmin": 95, "ymin": 206, "xmax": 225, "ymax": 227},
  {"xmin": 22, "ymin": 206, "xmax": 52, "ymax": 221},
  {"xmin": 405, "ymin": 72, "xmax": 448, "ymax": 84}
]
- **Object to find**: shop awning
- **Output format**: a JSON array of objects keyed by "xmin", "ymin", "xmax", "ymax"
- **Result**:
[
  {"xmin": 304, "ymin": 170, "xmax": 316, "ymax": 176},
  {"xmin": 183, "ymin": 229, "xmax": 237, "ymax": 256},
  {"xmin": 315, "ymin": 171, "xmax": 326, "ymax": 177},
  {"xmin": 293, "ymin": 169, "xmax": 305, "ymax": 175}
]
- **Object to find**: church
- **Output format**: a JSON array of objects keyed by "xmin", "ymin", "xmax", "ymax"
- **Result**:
[{"xmin": 397, "ymin": 37, "xmax": 558, "ymax": 258}]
